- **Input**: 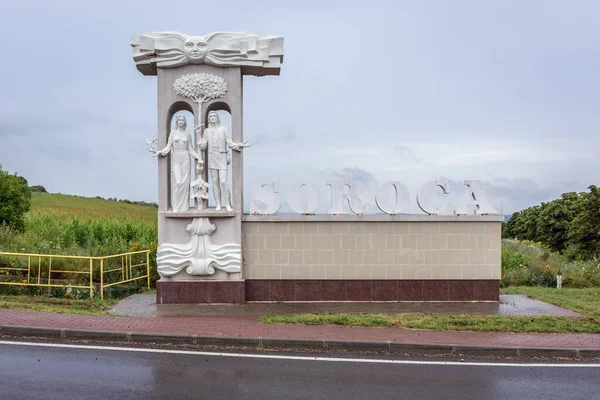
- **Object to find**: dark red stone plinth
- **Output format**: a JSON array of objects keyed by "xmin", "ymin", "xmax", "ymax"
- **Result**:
[
  {"xmin": 245, "ymin": 280, "xmax": 499, "ymax": 302},
  {"xmin": 156, "ymin": 280, "xmax": 245, "ymax": 304}
]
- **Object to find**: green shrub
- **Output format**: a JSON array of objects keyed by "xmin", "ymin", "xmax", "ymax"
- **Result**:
[
  {"xmin": 501, "ymin": 239, "xmax": 600, "ymax": 288},
  {"xmin": 0, "ymin": 165, "xmax": 32, "ymax": 231}
]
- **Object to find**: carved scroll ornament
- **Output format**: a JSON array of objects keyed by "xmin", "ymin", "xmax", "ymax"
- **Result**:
[{"xmin": 157, "ymin": 218, "xmax": 241, "ymax": 277}]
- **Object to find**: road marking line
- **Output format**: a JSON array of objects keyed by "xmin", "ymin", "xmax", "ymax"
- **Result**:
[{"xmin": 0, "ymin": 340, "xmax": 598, "ymax": 368}]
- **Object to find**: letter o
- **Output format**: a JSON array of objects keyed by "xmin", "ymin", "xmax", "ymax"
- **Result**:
[
  {"xmin": 288, "ymin": 182, "xmax": 321, "ymax": 214},
  {"xmin": 375, "ymin": 181, "xmax": 410, "ymax": 215}
]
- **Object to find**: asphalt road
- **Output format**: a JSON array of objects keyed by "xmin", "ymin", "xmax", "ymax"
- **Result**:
[{"xmin": 0, "ymin": 341, "xmax": 598, "ymax": 400}]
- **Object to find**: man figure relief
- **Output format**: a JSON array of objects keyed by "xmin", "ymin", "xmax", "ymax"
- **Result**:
[{"xmin": 198, "ymin": 111, "xmax": 250, "ymax": 211}]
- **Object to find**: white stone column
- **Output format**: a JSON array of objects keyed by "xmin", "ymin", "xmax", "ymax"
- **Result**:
[{"xmin": 156, "ymin": 65, "xmax": 243, "ymax": 281}]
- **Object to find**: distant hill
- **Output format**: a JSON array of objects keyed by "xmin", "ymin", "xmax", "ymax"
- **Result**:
[{"xmin": 29, "ymin": 193, "xmax": 157, "ymax": 224}]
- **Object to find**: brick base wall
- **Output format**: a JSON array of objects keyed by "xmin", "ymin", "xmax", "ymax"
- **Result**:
[
  {"xmin": 156, "ymin": 281, "xmax": 245, "ymax": 304},
  {"xmin": 245, "ymin": 280, "xmax": 499, "ymax": 302}
]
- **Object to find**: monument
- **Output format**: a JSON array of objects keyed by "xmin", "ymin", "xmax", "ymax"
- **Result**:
[
  {"xmin": 133, "ymin": 31, "xmax": 284, "ymax": 303},
  {"xmin": 133, "ymin": 31, "xmax": 502, "ymax": 304}
]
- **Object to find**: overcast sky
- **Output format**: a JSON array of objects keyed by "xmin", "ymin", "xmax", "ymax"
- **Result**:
[{"xmin": 1, "ymin": 0, "xmax": 598, "ymax": 215}]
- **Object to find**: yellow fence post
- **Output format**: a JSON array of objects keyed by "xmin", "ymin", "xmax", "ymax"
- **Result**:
[
  {"xmin": 146, "ymin": 251, "xmax": 150, "ymax": 289},
  {"xmin": 27, "ymin": 256, "xmax": 31, "ymax": 284},
  {"xmin": 100, "ymin": 258, "xmax": 104, "ymax": 301},
  {"xmin": 89, "ymin": 258, "xmax": 93, "ymax": 299},
  {"xmin": 48, "ymin": 257, "xmax": 52, "ymax": 287}
]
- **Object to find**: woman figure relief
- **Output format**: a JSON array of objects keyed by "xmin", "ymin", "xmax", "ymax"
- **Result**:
[
  {"xmin": 198, "ymin": 111, "xmax": 250, "ymax": 211},
  {"xmin": 150, "ymin": 114, "xmax": 202, "ymax": 212}
]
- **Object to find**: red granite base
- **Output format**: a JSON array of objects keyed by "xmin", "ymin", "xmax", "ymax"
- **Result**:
[
  {"xmin": 156, "ymin": 280, "xmax": 245, "ymax": 304},
  {"xmin": 245, "ymin": 280, "xmax": 499, "ymax": 302},
  {"xmin": 157, "ymin": 280, "xmax": 498, "ymax": 303}
]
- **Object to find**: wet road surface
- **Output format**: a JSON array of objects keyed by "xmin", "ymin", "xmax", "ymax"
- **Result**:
[{"xmin": 0, "ymin": 340, "xmax": 598, "ymax": 399}]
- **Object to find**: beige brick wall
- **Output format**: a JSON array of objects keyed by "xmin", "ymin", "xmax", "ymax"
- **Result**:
[{"xmin": 242, "ymin": 221, "xmax": 501, "ymax": 280}]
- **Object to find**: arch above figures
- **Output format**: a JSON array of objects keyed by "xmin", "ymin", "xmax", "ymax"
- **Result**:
[
  {"xmin": 166, "ymin": 101, "xmax": 195, "ymax": 132},
  {"xmin": 168, "ymin": 100, "xmax": 194, "ymax": 114},
  {"xmin": 204, "ymin": 101, "xmax": 232, "ymax": 124}
]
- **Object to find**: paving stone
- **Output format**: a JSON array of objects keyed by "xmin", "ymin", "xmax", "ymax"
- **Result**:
[{"xmin": 110, "ymin": 294, "xmax": 583, "ymax": 318}]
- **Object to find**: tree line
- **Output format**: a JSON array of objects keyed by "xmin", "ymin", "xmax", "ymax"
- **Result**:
[{"xmin": 503, "ymin": 185, "xmax": 600, "ymax": 260}]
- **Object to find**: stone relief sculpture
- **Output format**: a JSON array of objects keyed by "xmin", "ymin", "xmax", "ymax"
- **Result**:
[
  {"xmin": 157, "ymin": 217, "xmax": 241, "ymax": 277},
  {"xmin": 199, "ymin": 111, "xmax": 251, "ymax": 211},
  {"xmin": 172, "ymin": 72, "xmax": 227, "ymax": 133},
  {"xmin": 131, "ymin": 31, "xmax": 283, "ymax": 75},
  {"xmin": 191, "ymin": 160, "xmax": 210, "ymax": 209},
  {"xmin": 173, "ymin": 73, "xmax": 228, "ymax": 105},
  {"xmin": 148, "ymin": 114, "xmax": 201, "ymax": 212},
  {"xmin": 170, "ymin": 73, "xmax": 250, "ymax": 211}
]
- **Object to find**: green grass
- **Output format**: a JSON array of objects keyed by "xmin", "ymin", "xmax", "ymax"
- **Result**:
[
  {"xmin": 260, "ymin": 314, "xmax": 600, "ymax": 333},
  {"xmin": 259, "ymin": 287, "xmax": 600, "ymax": 333},
  {"xmin": 0, "ymin": 295, "xmax": 119, "ymax": 316}
]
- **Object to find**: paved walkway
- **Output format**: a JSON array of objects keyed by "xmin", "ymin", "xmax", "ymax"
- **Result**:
[
  {"xmin": 111, "ymin": 294, "xmax": 583, "ymax": 318},
  {"xmin": 0, "ymin": 295, "xmax": 597, "ymax": 349}
]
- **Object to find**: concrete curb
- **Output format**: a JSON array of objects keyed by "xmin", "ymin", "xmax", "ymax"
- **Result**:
[{"xmin": 0, "ymin": 324, "xmax": 598, "ymax": 359}]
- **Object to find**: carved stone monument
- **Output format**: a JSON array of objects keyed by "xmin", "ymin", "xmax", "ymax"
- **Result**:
[{"xmin": 133, "ymin": 31, "xmax": 283, "ymax": 303}]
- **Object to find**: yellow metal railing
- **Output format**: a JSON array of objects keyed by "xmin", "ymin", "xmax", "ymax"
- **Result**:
[
  {"xmin": 0, "ymin": 250, "xmax": 151, "ymax": 300},
  {"xmin": 99, "ymin": 250, "xmax": 151, "ymax": 300}
]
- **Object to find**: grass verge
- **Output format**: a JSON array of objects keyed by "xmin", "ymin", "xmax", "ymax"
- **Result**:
[
  {"xmin": 259, "ymin": 287, "xmax": 600, "ymax": 333},
  {"xmin": 0, "ymin": 295, "xmax": 119, "ymax": 316}
]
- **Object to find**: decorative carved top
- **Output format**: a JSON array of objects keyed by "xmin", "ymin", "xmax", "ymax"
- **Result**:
[{"xmin": 131, "ymin": 31, "xmax": 284, "ymax": 76}]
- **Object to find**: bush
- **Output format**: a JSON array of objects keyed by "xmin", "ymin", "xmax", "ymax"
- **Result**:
[
  {"xmin": 501, "ymin": 246, "xmax": 529, "ymax": 271},
  {"xmin": 0, "ymin": 165, "xmax": 32, "ymax": 231},
  {"xmin": 501, "ymin": 239, "xmax": 600, "ymax": 288}
]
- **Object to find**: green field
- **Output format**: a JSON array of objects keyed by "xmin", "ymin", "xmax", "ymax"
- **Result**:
[
  {"xmin": 29, "ymin": 192, "xmax": 157, "ymax": 223},
  {"xmin": 0, "ymin": 193, "xmax": 159, "ymax": 290},
  {"xmin": 1, "ymin": 192, "xmax": 157, "ymax": 256}
]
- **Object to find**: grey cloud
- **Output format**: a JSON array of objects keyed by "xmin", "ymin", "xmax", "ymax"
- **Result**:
[
  {"xmin": 392, "ymin": 144, "xmax": 423, "ymax": 164},
  {"xmin": 480, "ymin": 178, "xmax": 565, "ymax": 214},
  {"xmin": 332, "ymin": 167, "xmax": 377, "ymax": 185}
]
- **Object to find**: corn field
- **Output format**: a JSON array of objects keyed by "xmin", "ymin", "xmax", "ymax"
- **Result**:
[{"xmin": 0, "ymin": 193, "xmax": 159, "ymax": 287}]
